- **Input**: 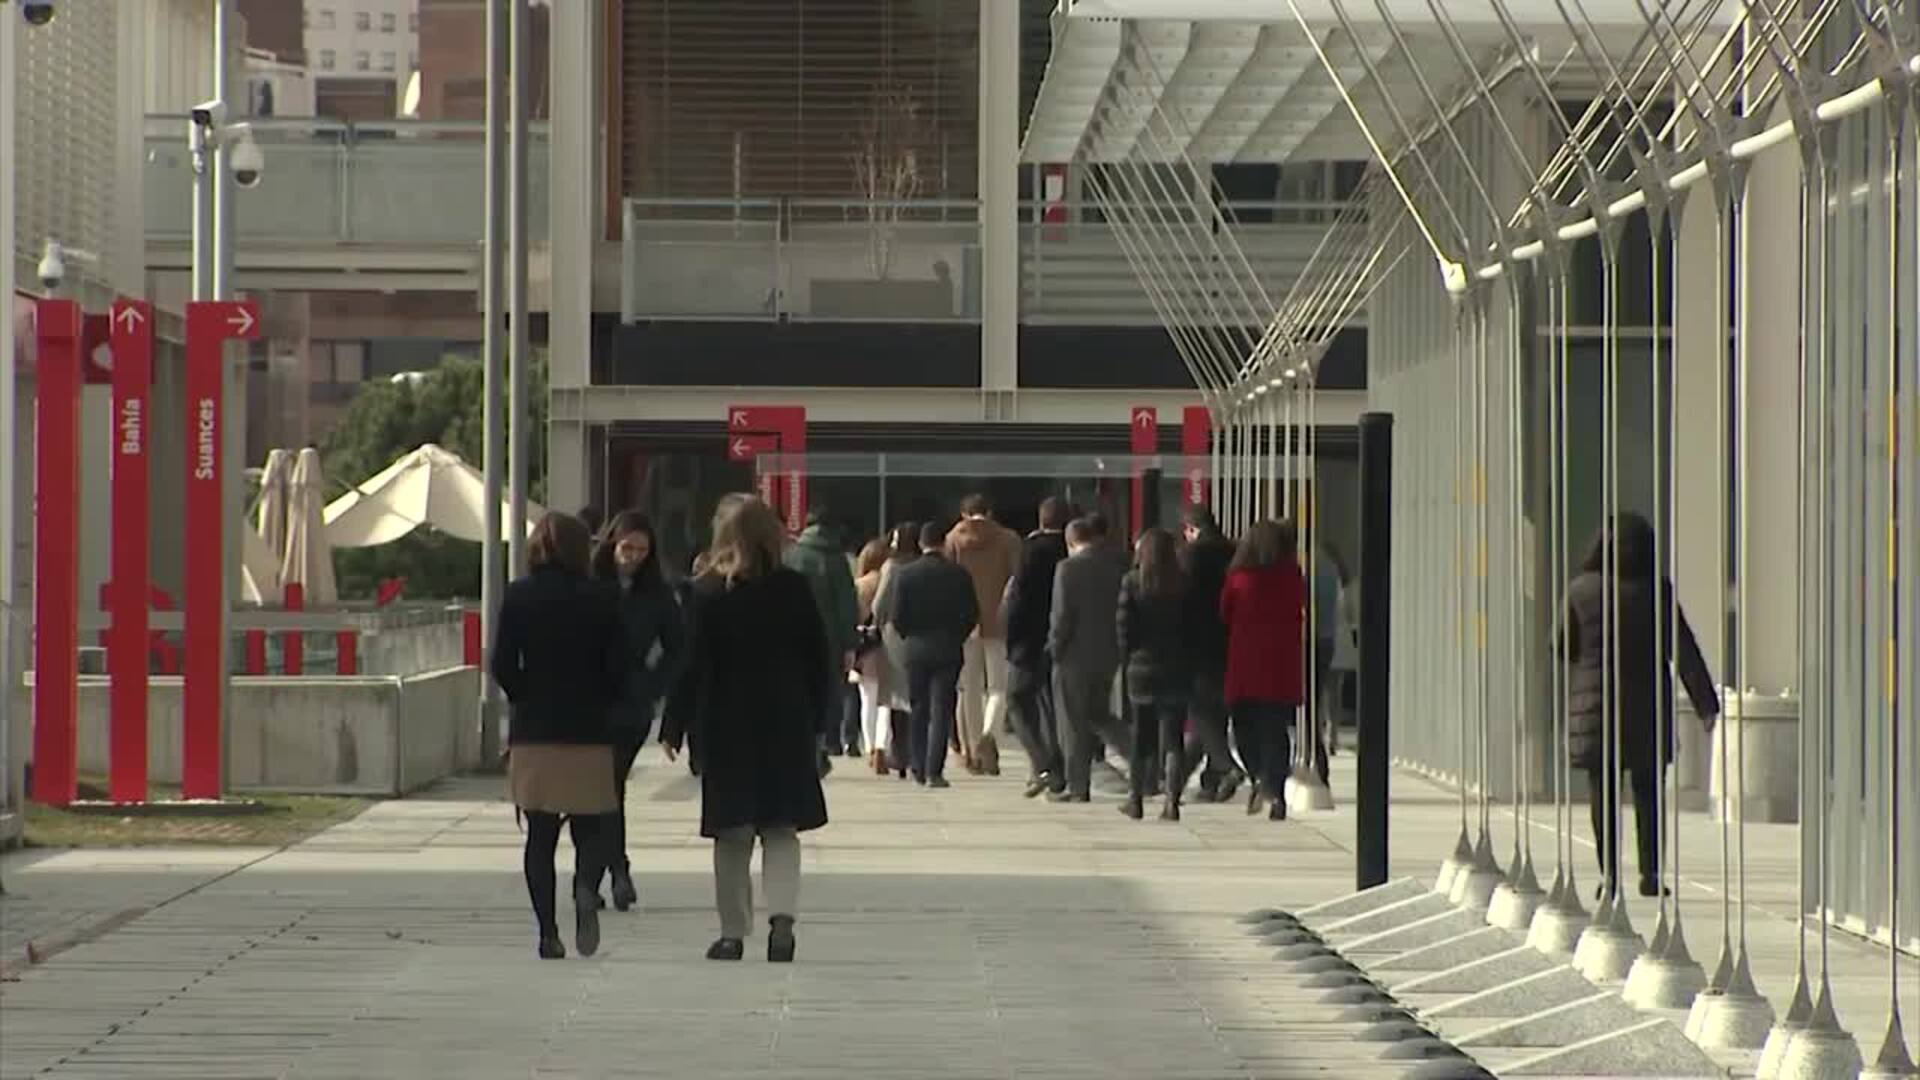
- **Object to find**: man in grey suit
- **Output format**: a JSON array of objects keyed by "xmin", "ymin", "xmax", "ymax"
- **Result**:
[{"xmin": 1046, "ymin": 516, "xmax": 1130, "ymax": 802}]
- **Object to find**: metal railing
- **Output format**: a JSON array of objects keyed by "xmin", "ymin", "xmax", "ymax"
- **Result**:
[
  {"xmin": 619, "ymin": 195, "xmax": 1353, "ymax": 325},
  {"xmin": 144, "ymin": 116, "xmax": 550, "ymax": 247}
]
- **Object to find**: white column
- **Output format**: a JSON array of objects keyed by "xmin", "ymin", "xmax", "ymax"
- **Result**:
[
  {"xmin": 1671, "ymin": 192, "xmax": 1725, "ymax": 676},
  {"xmin": 977, "ymin": 0, "xmax": 1020, "ymax": 395},
  {"xmin": 545, "ymin": 0, "xmax": 597, "ymax": 515},
  {"xmin": 0, "ymin": 4, "xmax": 19, "ymax": 822}
]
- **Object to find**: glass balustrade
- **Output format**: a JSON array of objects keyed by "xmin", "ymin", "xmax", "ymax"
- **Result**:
[{"xmin": 144, "ymin": 117, "xmax": 549, "ymax": 246}]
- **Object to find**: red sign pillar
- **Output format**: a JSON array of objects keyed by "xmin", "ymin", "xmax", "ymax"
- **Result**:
[
  {"xmin": 1181, "ymin": 405, "xmax": 1212, "ymax": 508},
  {"xmin": 182, "ymin": 300, "xmax": 260, "ymax": 800},
  {"xmin": 727, "ymin": 406, "xmax": 807, "ymax": 529},
  {"xmin": 1129, "ymin": 406, "xmax": 1158, "ymax": 539},
  {"xmin": 31, "ymin": 300, "xmax": 83, "ymax": 806},
  {"xmin": 108, "ymin": 300, "xmax": 154, "ymax": 803}
]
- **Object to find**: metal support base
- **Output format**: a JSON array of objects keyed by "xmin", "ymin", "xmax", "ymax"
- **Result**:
[
  {"xmin": 1437, "ymin": 826, "xmax": 1475, "ymax": 896},
  {"xmin": 1775, "ymin": 1025, "xmax": 1865, "ymax": 1080},
  {"xmin": 1284, "ymin": 770, "xmax": 1337, "ymax": 814},
  {"xmin": 1526, "ymin": 899, "xmax": 1590, "ymax": 956},
  {"xmin": 1622, "ymin": 950, "xmax": 1709, "ymax": 1011},
  {"xmin": 1692, "ymin": 990, "xmax": 1779, "ymax": 1050},
  {"xmin": 1487, "ymin": 879, "xmax": 1546, "ymax": 932},
  {"xmin": 1571, "ymin": 922, "xmax": 1647, "ymax": 984}
]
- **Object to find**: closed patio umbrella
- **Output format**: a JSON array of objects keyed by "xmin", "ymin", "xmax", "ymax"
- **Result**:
[
  {"xmin": 281, "ymin": 447, "xmax": 338, "ymax": 605},
  {"xmin": 255, "ymin": 448, "xmax": 292, "ymax": 564}
]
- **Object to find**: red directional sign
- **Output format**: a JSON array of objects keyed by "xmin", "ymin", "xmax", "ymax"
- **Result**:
[
  {"xmin": 109, "ymin": 300, "xmax": 154, "ymax": 803},
  {"xmin": 1130, "ymin": 406, "xmax": 1158, "ymax": 538},
  {"xmin": 32, "ymin": 300, "xmax": 82, "ymax": 806},
  {"xmin": 182, "ymin": 300, "xmax": 260, "ymax": 800},
  {"xmin": 1182, "ymin": 405, "xmax": 1211, "ymax": 508},
  {"xmin": 727, "ymin": 405, "xmax": 806, "ymax": 529}
]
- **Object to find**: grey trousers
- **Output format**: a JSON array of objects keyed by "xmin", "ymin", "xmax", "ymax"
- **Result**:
[{"xmin": 713, "ymin": 825, "xmax": 801, "ymax": 939}]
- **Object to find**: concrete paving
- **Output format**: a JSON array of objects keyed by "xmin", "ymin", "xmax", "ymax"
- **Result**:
[{"xmin": 0, "ymin": 749, "xmax": 1912, "ymax": 1079}]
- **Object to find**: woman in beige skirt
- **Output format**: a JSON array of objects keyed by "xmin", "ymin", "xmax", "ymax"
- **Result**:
[{"xmin": 491, "ymin": 512, "xmax": 630, "ymax": 959}]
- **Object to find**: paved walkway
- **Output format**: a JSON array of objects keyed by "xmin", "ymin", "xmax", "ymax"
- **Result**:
[{"xmin": 2, "ymin": 750, "xmax": 1913, "ymax": 1078}]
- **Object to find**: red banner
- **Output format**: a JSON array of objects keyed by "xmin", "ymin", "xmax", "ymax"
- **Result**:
[
  {"xmin": 727, "ymin": 405, "xmax": 806, "ymax": 529},
  {"xmin": 108, "ymin": 300, "xmax": 154, "ymax": 803},
  {"xmin": 1182, "ymin": 405, "xmax": 1211, "ymax": 508},
  {"xmin": 182, "ymin": 300, "xmax": 260, "ymax": 800},
  {"xmin": 1129, "ymin": 406, "xmax": 1158, "ymax": 538},
  {"xmin": 32, "ymin": 300, "xmax": 82, "ymax": 806}
]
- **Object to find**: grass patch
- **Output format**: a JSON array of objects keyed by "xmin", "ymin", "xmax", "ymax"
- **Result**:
[{"xmin": 24, "ymin": 779, "xmax": 374, "ymax": 849}]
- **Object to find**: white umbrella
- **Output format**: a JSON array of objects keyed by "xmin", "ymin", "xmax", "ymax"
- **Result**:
[
  {"xmin": 324, "ymin": 442, "xmax": 543, "ymax": 548},
  {"xmin": 239, "ymin": 527, "xmax": 281, "ymax": 606},
  {"xmin": 255, "ymin": 448, "xmax": 293, "ymax": 563},
  {"xmin": 280, "ymin": 447, "xmax": 338, "ymax": 605}
]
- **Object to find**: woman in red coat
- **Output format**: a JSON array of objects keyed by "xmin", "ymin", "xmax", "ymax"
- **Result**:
[{"xmin": 1220, "ymin": 519, "xmax": 1306, "ymax": 819}]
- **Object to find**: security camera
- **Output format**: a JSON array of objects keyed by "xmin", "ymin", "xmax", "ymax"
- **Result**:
[
  {"xmin": 230, "ymin": 128, "xmax": 265, "ymax": 188},
  {"xmin": 19, "ymin": 1, "xmax": 57, "ymax": 27},
  {"xmin": 36, "ymin": 240, "xmax": 65, "ymax": 292},
  {"xmin": 190, "ymin": 99, "xmax": 228, "ymax": 129}
]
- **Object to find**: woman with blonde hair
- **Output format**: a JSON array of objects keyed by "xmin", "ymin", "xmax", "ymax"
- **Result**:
[
  {"xmin": 662, "ymin": 495, "xmax": 832, "ymax": 962},
  {"xmin": 853, "ymin": 537, "xmax": 899, "ymax": 775}
]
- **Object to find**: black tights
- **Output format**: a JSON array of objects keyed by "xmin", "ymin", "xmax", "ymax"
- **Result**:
[
  {"xmin": 524, "ymin": 811, "xmax": 609, "ymax": 938},
  {"xmin": 1587, "ymin": 766, "xmax": 1660, "ymax": 896},
  {"xmin": 592, "ymin": 734, "xmax": 645, "ymax": 891}
]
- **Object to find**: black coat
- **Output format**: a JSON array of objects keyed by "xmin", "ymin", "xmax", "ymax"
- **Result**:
[
  {"xmin": 1003, "ymin": 530, "xmax": 1069, "ymax": 671},
  {"xmin": 873, "ymin": 552, "xmax": 979, "ymax": 670},
  {"xmin": 1561, "ymin": 571, "xmax": 1720, "ymax": 773},
  {"xmin": 610, "ymin": 571, "xmax": 686, "ymax": 739},
  {"xmin": 1117, "ymin": 571, "xmax": 1190, "ymax": 705},
  {"xmin": 1180, "ymin": 530, "xmax": 1234, "ymax": 677},
  {"xmin": 662, "ymin": 568, "xmax": 831, "ymax": 838},
  {"xmin": 490, "ymin": 566, "xmax": 628, "ymax": 746}
]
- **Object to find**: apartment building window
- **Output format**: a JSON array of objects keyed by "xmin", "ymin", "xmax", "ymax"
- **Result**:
[
  {"xmin": 379, "ymin": 50, "xmax": 396, "ymax": 72},
  {"xmin": 355, "ymin": 11, "xmax": 370, "ymax": 30},
  {"xmin": 314, "ymin": 8, "xmax": 335, "ymax": 30},
  {"xmin": 354, "ymin": 50, "xmax": 371, "ymax": 71},
  {"xmin": 319, "ymin": 48, "xmax": 336, "ymax": 71},
  {"xmin": 408, "ymin": 11, "xmax": 418, "ymax": 31},
  {"xmin": 381, "ymin": 12, "xmax": 396, "ymax": 32}
]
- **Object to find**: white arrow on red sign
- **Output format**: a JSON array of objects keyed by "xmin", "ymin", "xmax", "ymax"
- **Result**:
[
  {"xmin": 228, "ymin": 308, "xmax": 256, "ymax": 336},
  {"xmin": 730, "ymin": 409, "xmax": 751, "ymax": 429},
  {"xmin": 113, "ymin": 305, "xmax": 145, "ymax": 332},
  {"xmin": 1133, "ymin": 408, "xmax": 1154, "ymax": 426}
]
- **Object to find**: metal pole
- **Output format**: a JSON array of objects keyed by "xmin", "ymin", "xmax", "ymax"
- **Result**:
[
  {"xmin": 0, "ymin": 3, "xmax": 17, "ymax": 829},
  {"xmin": 479, "ymin": 0, "xmax": 507, "ymax": 763},
  {"xmin": 1357, "ymin": 412, "xmax": 1393, "ymax": 889},
  {"xmin": 507, "ymin": 0, "xmax": 530, "ymax": 574},
  {"xmin": 212, "ymin": 0, "xmax": 233, "ymax": 301},
  {"xmin": 212, "ymin": 0, "xmax": 238, "ymax": 795}
]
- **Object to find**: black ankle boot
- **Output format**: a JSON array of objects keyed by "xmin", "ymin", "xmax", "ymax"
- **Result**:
[
  {"xmin": 768, "ymin": 915, "xmax": 796, "ymax": 963},
  {"xmin": 573, "ymin": 882, "xmax": 601, "ymax": 957},
  {"xmin": 611, "ymin": 864, "xmax": 637, "ymax": 912},
  {"xmin": 706, "ymin": 937, "xmax": 744, "ymax": 961},
  {"xmin": 1119, "ymin": 796, "xmax": 1144, "ymax": 820},
  {"xmin": 537, "ymin": 933, "xmax": 565, "ymax": 960}
]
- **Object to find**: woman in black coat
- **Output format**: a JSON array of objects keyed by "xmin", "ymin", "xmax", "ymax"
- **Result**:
[
  {"xmin": 1561, "ymin": 511, "xmax": 1720, "ymax": 899},
  {"xmin": 586, "ymin": 510, "xmax": 686, "ymax": 913},
  {"xmin": 490, "ymin": 513, "xmax": 629, "ymax": 960},
  {"xmin": 1117, "ymin": 527, "xmax": 1192, "ymax": 821},
  {"xmin": 662, "ymin": 495, "xmax": 831, "ymax": 963}
]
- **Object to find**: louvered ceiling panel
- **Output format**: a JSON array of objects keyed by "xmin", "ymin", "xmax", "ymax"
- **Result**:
[
  {"xmin": 15, "ymin": 1, "xmax": 121, "ymax": 275},
  {"xmin": 620, "ymin": 0, "xmax": 980, "ymax": 202}
]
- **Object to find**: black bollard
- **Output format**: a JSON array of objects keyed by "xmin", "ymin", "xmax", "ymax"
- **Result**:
[{"xmin": 1357, "ymin": 411, "xmax": 1392, "ymax": 891}]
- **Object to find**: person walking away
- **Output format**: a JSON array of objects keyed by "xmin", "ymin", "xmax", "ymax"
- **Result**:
[
  {"xmin": 1117, "ymin": 528, "xmax": 1191, "ymax": 820},
  {"xmin": 1082, "ymin": 512, "xmax": 1135, "ymax": 792},
  {"xmin": 662, "ymin": 495, "xmax": 832, "ymax": 962},
  {"xmin": 1047, "ymin": 517, "xmax": 1130, "ymax": 802},
  {"xmin": 870, "ymin": 523, "xmax": 924, "ymax": 777},
  {"xmin": 852, "ymin": 537, "xmax": 898, "ymax": 775},
  {"xmin": 785, "ymin": 509, "xmax": 861, "ymax": 763},
  {"xmin": 1562, "ymin": 511, "xmax": 1719, "ymax": 899},
  {"xmin": 1307, "ymin": 542, "xmax": 1344, "ymax": 785},
  {"xmin": 1179, "ymin": 505, "xmax": 1242, "ymax": 802},
  {"xmin": 872, "ymin": 522, "xmax": 979, "ymax": 787},
  {"xmin": 1002, "ymin": 497, "xmax": 1072, "ymax": 797},
  {"xmin": 945, "ymin": 494, "xmax": 1022, "ymax": 776},
  {"xmin": 587, "ymin": 510, "xmax": 685, "ymax": 913},
  {"xmin": 490, "ymin": 513, "xmax": 629, "ymax": 959},
  {"xmin": 1221, "ymin": 520, "xmax": 1307, "ymax": 820}
]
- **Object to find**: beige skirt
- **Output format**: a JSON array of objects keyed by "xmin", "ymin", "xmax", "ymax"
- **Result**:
[{"xmin": 507, "ymin": 743, "xmax": 617, "ymax": 815}]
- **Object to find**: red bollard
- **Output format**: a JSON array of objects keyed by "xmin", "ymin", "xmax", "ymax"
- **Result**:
[
  {"xmin": 281, "ymin": 582, "xmax": 304, "ymax": 676},
  {"xmin": 336, "ymin": 631, "xmax": 358, "ymax": 675},
  {"xmin": 244, "ymin": 630, "xmax": 267, "ymax": 675},
  {"xmin": 463, "ymin": 609, "xmax": 483, "ymax": 667}
]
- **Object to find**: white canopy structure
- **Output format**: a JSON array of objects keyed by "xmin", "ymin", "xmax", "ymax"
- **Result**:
[{"xmin": 324, "ymin": 443, "xmax": 545, "ymax": 548}]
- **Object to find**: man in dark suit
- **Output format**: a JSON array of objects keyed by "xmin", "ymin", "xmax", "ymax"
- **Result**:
[
  {"xmin": 873, "ymin": 521, "xmax": 979, "ymax": 788},
  {"xmin": 1179, "ymin": 504, "xmax": 1243, "ymax": 801},
  {"xmin": 1002, "ymin": 496, "xmax": 1072, "ymax": 796},
  {"xmin": 1046, "ymin": 516, "xmax": 1130, "ymax": 802}
]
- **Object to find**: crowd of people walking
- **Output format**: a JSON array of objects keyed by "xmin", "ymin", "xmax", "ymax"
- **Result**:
[{"xmin": 488, "ymin": 490, "xmax": 1356, "ymax": 962}]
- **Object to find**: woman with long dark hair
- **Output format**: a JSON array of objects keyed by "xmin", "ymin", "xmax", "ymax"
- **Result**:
[
  {"xmin": 1117, "ymin": 527, "xmax": 1191, "ymax": 820},
  {"xmin": 490, "ymin": 512, "xmax": 629, "ymax": 958},
  {"xmin": 870, "ymin": 523, "xmax": 923, "ymax": 778},
  {"xmin": 1221, "ymin": 519, "xmax": 1307, "ymax": 820},
  {"xmin": 663, "ymin": 495, "xmax": 832, "ymax": 962},
  {"xmin": 1563, "ymin": 511, "xmax": 1719, "ymax": 898},
  {"xmin": 586, "ymin": 510, "xmax": 685, "ymax": 912}
]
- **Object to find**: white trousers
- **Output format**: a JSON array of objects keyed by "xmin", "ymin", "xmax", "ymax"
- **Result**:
[
  {"xmin": 858, "ymin": 674, "xmax": 891, "ymax": 753},
  {"xmin": 956, "ymin": 635, "xmax": 1009, "ymax": 749}
]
